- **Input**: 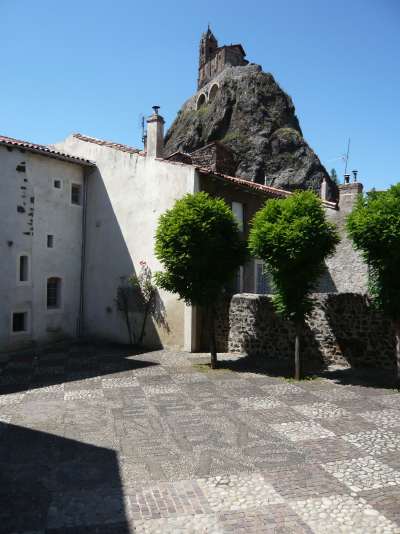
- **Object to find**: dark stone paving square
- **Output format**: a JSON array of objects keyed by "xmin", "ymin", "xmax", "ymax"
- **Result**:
[
  {"xmin": 217, "ymin": 504, "xmax": 313, "ymax": 533},
  {"xmin": 361, "ymin": 486, "xmax": 400, "ymax": 526},
  {"xmin": 262, "ymin": 463, "xmax": 350, "ymax": 499},
  {"xmin": 314, "ymin": 413, "xmax": 379, "ymax": 435},
  {"xmin": 301, "ymin": 436, "xmax": 364, "ymax": 463}
]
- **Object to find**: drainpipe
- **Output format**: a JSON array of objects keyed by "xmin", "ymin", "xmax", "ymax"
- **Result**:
[{"xmin": 78, "ymin": 166, "xmax": 91, "ymax": 338}]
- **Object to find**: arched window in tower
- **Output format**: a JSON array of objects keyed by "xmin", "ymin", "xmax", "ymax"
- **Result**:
[
  {"xmin": 208, "ymin": 84, "xmax": 219, "ymax": 103},
  {"xmin": 196, "ymin": 93, "xmax": 207, "ymax": 110}
]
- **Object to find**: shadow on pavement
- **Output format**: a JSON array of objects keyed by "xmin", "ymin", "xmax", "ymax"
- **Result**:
[
  {"xmin": 0, "ymin": 423, "xmax": 131, "ymax": 534},
  {"xmin": 0, "ymin": 343, "xmax": 158, "ymax": 395}
]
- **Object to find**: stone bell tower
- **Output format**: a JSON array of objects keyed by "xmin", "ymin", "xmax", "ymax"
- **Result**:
[{"xmin": 198, "ymin": 26, "xmax": 218, "ymax": 89}]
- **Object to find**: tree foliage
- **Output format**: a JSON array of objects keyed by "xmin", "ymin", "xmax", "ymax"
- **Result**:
[
  {"xmin": 249, "ymin": 191, "xmax": 340, "ymax": 322},
  {"xmin": 347, "ymin": 184, "xmax": 400, "ymax": 321},
  {"xmin": 154, "ymin": 192, "xmax": 247, "ymax": 368},
  {"xmin": 154, "ymin": 192, "xmax": 247, "ymax": 307}
]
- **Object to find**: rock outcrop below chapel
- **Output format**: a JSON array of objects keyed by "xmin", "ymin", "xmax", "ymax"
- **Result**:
[{"xmin": 164, "ymin": 32, "xmax": 338, "ymax": 201}]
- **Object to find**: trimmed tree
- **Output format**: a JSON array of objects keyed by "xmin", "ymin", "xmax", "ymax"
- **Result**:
[
  {"xmin": 154, "ymin": 192, "xmax": 247, "ymax": 369},
  {"xmin": 249, "ymin": 191, "xmax": 340, "ymax": 379},
  {"xmin": 347, "ymin": 184, "xmax": 400, "ymax": 380}
]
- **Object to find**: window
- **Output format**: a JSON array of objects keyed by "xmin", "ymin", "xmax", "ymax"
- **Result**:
[
  {"xmin": 233, "ymin": 266, "xmax": 244, "ymax": 293},
  {"xmin": 47, "ymin": 277, "xmax": 62, "ymax": 309},
  {"xmin": 71, "ymin": 184, "xmax": 82, "ymax": 205},
  {"xmin": 54, "ymin": 179, "xmax": 62, "ymax": 189},
  {"xmin": 12, "ymin": 312, "xmax": 28, "ymax": 333},
  {"xmin": 47, "ymin": 235, "xmax": 54, "ymax": 248},
  {"xmin": 254, "ymin": 260, "xmax": 271, "ymax": 294},
  {"xmin": 18, "ymin": 255, "xmax": 29, "ymax": 283},
  {"xmin": 232, "ymin": 201, "xmax": 244, "ymax": 232},
  {"xmin": 196, "ymin": 93, "xmax": 206, "ymax": 110}
]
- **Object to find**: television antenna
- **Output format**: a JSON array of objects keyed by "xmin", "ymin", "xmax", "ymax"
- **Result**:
[
  {"xmin": 343, "ymin": 138, "xmax": 351, "ymax": 176},
  {"xmin": 138, "ymin": 114, "xmax": 146, "ymax": 146}
]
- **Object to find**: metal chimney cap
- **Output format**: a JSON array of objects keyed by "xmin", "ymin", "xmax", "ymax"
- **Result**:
[{"xmin": 152, "ymin": 106, "xmax": 160, "ymax": 115}]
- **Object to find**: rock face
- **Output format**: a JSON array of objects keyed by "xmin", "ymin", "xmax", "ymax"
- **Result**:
[{"xmin": 164, "ymin": 65, "xmax": 338, "ymax": 201}]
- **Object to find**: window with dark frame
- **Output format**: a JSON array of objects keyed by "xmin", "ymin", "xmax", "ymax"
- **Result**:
[
  {"xmin": 12, "ymin": 312, "xmax": 27, "ymax": 333},
  {"xmin": 19, "ymin": 255, "xmax": 29, "ymax": 282},
  {"xmin": 47, "ymin": 277, "xmax": 61, "ymax": 309},
  {"xmin": 232, "ymin": 201, "xmax": 244, "ymax": 232},
  {"xmin": 71, "ymin": 184, "xmax": 81, "ymax": 205},
  {"xmin": 47, "ymin": 235, "xmax": 54, "ymax": 248},
  {"xmin": 54, "ymin": 179, "xmax": 61, "ymax": 189}
]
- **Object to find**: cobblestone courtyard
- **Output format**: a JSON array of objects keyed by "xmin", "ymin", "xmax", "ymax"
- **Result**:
[{"xmin": 1, "ymin": 346, "xmax": 400, "ymax": 533}]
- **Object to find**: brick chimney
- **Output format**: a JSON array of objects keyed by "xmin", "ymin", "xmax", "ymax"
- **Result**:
[
  {"xmin": 339, "ymin": 170, "xmax": 363, "ymax": 212},
  {"xmin": 146, "ymin": 106, "xmax": 164, "ymax": 158}
]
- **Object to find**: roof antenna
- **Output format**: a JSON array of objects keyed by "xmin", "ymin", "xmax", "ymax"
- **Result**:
[
  {"xmin": 343, "ymin": 138, "xmax": 351, "ymax": 177},
  {"xmin": 138, "ymin": 113, "xmax": 146, "ymax": 145}
]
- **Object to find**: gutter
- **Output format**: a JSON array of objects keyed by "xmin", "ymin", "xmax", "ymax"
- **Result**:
[{"xmin": 78, "ymin": 166, "xmax": 92, "ymax": 338}]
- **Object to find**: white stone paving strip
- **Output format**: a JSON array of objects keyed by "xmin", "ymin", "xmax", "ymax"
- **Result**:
[
  {"xmin": 290, "ymin": 494, "xmax": 400, "ymax": 533},
  {"xmin": 197, "ymin": 473, "xmax": 284, "ymax": 512},
  {"xmin": 237, "ymin": 396, "xmax": 283, "ymax": 410},
  {"xmin": 101, "ymin": 377, "xmax": 139, "ymax": 388},
  {"xmin": 0, "ymin": 392, "xmax": 25, "ymax": 405},
  {"xmin": 271, "ymin": 421, "xmax": 335, "ymax": 442},
  {"xmin": 342, "ymin": 430, "xmax": 400, "ymax": 456},
  {"xmin": 64, "ymin": 389, "xmax": 105, "ymax": 400},
  {"xmin": 360, "ymin": 409, "xmax": 400, "ymax": 428},
  {"xmin": 292, "ymin": 401, "xmax": 349, "ymax": 419},
  {"xmin": 321, "ymin": 456, "xmax": 400, "ymax": 492}
]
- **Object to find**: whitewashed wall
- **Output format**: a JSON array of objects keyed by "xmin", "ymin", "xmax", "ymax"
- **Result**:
[
  {"xmin": 54, "ymin": 136, "xmax": 197, "ymax": 349},
  {"xmin": 0, "ymin": 145, "xmax": 85, "ymax": 351}
]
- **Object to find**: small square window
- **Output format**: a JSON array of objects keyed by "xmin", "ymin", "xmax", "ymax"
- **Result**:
[
  {"xmin": 12, "ymin": 312, "xmax": 28, "ymax": 333},
  {"xmin": 71, "ymin": 184, "xmax": 82, "ymax": 205},
  {"xmin": 47, "ymin": 235, "xmax": 54, "ymax": 248},
  {"xmin": 54, "ymin": 179, "xmax": 62, "ymax": 189}
]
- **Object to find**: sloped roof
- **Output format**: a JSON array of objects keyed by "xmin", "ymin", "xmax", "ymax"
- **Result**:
[
  {"xmin": 73, "ymin": 133, "xmax": 143, "ymax": 155},
  {"xmin": 0, "ymin": 135, "xmax": 94, "ymax": 166},
  {"xmin": 196, "ymin": 167, "xmax": 291, "ymax": 198}
]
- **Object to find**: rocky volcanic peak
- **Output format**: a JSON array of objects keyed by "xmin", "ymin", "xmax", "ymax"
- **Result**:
[{"xmin": 164, "ymin": 64, "xmax": 338, "ymax": 201}]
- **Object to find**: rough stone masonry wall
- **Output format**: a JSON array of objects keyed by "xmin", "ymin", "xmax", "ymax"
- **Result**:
[{"xmin": 215, "ymin": 293, "xmax": 396, "ymax": 369}]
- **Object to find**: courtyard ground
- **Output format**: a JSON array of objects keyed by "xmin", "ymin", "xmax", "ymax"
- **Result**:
[{"xmin": 1, "ymin": 345, "xmax": 400, "ymax": 533}]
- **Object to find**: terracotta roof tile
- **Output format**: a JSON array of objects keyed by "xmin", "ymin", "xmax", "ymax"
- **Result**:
[
  {"xmin": 73, "ymin": 133, "xmax": 143, "ymax": 155},
  {"xmin": 0, "ymin": 135, "xmax": 94, "ymax": 166},
  {"xmin": 197, "ymin": 167, "xmax": 291, "ymax": 198}
]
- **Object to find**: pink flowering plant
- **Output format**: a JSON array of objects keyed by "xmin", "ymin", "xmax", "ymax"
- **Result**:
[{"xmin": 116, "ymin": 260, "xmax": 157, "ymax": 346}]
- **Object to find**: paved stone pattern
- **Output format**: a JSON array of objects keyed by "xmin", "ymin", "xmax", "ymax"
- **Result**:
[{"xmin": 1, "ymin": 347, "xmax": 400, "ymax": 533}]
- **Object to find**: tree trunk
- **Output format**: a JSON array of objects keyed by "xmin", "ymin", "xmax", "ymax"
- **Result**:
[
  {"xmin": 138, "ymin": 303, "xmax": 150, "ymax": 346},
  {"xmin": 294, "ymin": 320, "xmax": 301, "ymax": 380},
  {"xmin": 394, "ymin": 320, "xmax": 400, "ymax": 382},
  {"xmin": 125, "ymin": 310, "xmax": 133, "ymax": 346},
  {"xmin": 209, "ymin": 306, "xmax": 218, "ymax": 369}
]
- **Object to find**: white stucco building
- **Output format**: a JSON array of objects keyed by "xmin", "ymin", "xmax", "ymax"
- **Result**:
[
  {"xmin": 1, "ymin": 108, "xmax": 364, "ymax": 354},
  {"xmin": 0, "ymin": 135, "xmax": 94, "ymax": 352}
]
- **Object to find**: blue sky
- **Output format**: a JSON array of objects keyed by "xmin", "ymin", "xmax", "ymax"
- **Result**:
[{"xmin": 1, "ymin": 0, "xmax": 399, "ymax": 191}]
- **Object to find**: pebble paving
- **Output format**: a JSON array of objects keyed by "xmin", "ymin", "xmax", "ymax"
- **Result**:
[{"xmin": 1, "ymin": 345, "xmax": 400, "ymax": 533}]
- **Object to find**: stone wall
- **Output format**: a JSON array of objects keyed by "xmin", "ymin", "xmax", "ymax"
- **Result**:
[
  {"xmin": 214, "ymin": 293, "xmax": 395, "ymax": 369},
  {"xmin": 318, "ymin": 183, "xmax": 368, "ymax": 294}
]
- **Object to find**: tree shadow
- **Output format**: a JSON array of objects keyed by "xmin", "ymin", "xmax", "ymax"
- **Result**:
[
  {"xmin": 318, "ymin": 365, "xmax": 400, "ymax": 390},
  {"xmin": 0, "ymin": 343, "xmax": 158, "ymax": 395},
  {"xmin": 0, "ymin": 423, "xmax": 131, "ymax": 533}
]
